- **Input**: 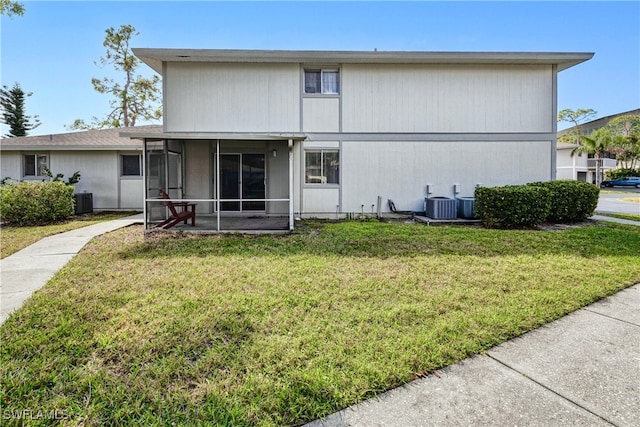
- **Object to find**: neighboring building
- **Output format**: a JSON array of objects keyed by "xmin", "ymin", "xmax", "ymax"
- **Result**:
[
  {"xmin": 0, "ymin": 126, "xmax": 160, "ymax": 210},
  {"xmin": 120, "ymin": 49, "xmax": 593, "ymax": 231},
  {"xmin": 556, "ymin": 109, "xmax": 640, "ymax": 182}
]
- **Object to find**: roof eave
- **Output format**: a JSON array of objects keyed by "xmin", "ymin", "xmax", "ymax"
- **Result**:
[
  {"xmin": 132, "ymin": 48, "xmax": 594, "ymax": 74},
  {"xmin": 120, "ymin": 131, "xmax": 308, "ymax": 141}
]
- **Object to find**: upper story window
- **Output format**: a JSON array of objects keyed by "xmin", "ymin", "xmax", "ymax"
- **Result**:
[
  {"xmin": 23, "ymin": 154, "xmax": 48, "ymax": 177},
  {"xmin": 304, "ymin": 69, "xmax": 340, "ymax": 95}
]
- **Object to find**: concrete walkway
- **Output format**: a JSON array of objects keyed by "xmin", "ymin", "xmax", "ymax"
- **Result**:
[
  {"xmin": 307, "ymin": 284, "xmax": 640, "ymax": 427},
  {"xmin": 0, "ymin": 214, "xmax": 142, "ymax": 325}
]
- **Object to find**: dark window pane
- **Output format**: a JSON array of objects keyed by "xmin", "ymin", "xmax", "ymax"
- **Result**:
[
  {"xmin": 324, "ymin": 151, "xmax": 340, "ymax": 184},
  {"xmin": 242, "ymin": 154, "xmax": 265, "ymax": 211},
  {"xmin": 122, "ymin": 155, "xmax": 141, "ymax": 176},
  {"xmin": 305, "ymin": 151, "xmax": 323, "ymax": 183},
  {"xmin": 24, "ymin": 155, "xmax": 35, "ymax": 176},
  {"xmin": 304, "ymin": 70, "xmax": 321, "ymax": 94}
]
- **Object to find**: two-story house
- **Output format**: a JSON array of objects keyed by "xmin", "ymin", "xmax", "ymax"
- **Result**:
[{"xmin": 125, "ymin": 49, "xmax": 593, "ymax": 232}]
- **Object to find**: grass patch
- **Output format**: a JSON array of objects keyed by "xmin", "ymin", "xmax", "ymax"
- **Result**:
[
  {"xmin": 1, "ymin": 220, "xmax": 639, "ymax": 426},
  {"xmin": 619, "ymin": 197, "xmax": 640, "ymax": 203},
  {"xmin": 597, "ymin": 212, "xmax": 640, "ymax": 222},
  {"xmin": 0, "ymin": 212, "xmax": 138, "ymax": 259}
]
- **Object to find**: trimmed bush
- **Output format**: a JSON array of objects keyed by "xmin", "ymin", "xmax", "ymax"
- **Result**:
[
  {"xmin": 0, "ymin": 181, "xmax": 75, "ymax": 226},
  {"xmin": 474, "ymin": 185, "xmax": 551, "ymax": 228},
  {"xmin": 528, "ymin": 180, "xmax": 599, "ymax": 223}
]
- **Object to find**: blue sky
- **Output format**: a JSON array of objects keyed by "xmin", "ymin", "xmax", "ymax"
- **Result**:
[{"xmin": 1, "ymin": 1, "xmax": 639, "ymax": 136}]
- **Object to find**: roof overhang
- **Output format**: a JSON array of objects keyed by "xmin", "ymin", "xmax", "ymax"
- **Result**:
[
  {"xmin": 133, "ymin": 48, "xmax": 594, "ymax": 74},
  {"xmin": 120, "ymin": 131, "xmax": 308, "ymax": 141},
  {"xmin": 0, "ymin": 144, "xmax": 143, "ymax": 151}
]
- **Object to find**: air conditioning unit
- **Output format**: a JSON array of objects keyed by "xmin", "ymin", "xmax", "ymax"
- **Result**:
[
  {"xmin": 456, "ymin": 197, "xmax": 476, "ymax": 219},
  {"xmin": 425, "ymin": 197, "xmax": 457, "ymax": 219},
  {"xmin": 74, "ymin": 193, "xmax": 93, "ymax": 215}
]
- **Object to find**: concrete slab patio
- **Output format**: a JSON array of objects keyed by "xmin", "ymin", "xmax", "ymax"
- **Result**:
[
  {"xmin": 0, "ymin": 214, "xmax": 143, "ymax": 325},
  {"xmin": 306, "ymin": 284, "xmax": 640, "ymax": 427}
]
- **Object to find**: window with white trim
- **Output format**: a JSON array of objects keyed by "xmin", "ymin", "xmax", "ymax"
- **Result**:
[
  {"xmin": 304, "ymin": 69, "xmax": 340, "ymax": 94},
  {"xmin": 23, "ymin": 154, "xmax": 48, "ymax": 177},
  {"xmin": 121, "ymin": 154, "xmax": 142, "ymax": 176},
  {"xmin": 305, "ymin": 150, "xmax": 339, "ymax": 184}
]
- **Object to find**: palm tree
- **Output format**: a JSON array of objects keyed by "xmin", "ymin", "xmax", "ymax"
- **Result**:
[{"xmin": 571, "ymin": 127, "xmax": 613, "ymax": 187}]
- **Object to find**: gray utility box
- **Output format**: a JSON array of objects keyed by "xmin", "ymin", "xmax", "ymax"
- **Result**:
[
  {"xmin": 456, "ymin": 197, "xmax": 476, "ymax": 219},
  {"xmin": 74, "ymin": 193, "xmax": 93, "ymax": 215},
  {"xmin": 425, "ymin": 197, "xmax": 458, "ymax": 219}
]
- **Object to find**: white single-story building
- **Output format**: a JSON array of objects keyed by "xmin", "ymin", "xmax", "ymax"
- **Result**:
[
  {"xmin": 124, "ymin": 49, "xmax": 593, "ymax": 232},
  {"xmin": 0, "ymin": 126, "xmax": 159, "ymax": 211}
]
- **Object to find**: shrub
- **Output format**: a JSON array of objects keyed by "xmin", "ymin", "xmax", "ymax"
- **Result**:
[
  {"xmin": 0, "ymin": 181, "xmax": 75, "ymax": 226},
  {"xmin": 604, "ymin": 168, "xmax": 640, "ymax": 180},
  {"xmin": 474, "ymin": 185, "xmax": 551, "ymax": 228},
  {"xmin": 528, "ymin": 180, "xmax": 599, "ymax": 223}
]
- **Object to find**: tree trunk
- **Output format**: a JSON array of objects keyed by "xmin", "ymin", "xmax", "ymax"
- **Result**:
[{"xmin": 595, "ymin": 153, "xmax": 602, "ymax": 187}]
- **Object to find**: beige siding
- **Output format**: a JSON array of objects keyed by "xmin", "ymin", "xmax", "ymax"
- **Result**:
[
  {"xmin": 165, "ymin": 63, "xmax": 300, "ymax": 132},
  {"xmin": 302, "ymin": 97, "xmax": 340, "ymax": 132},
  {"xmin": 342, "ymin": 64, "xmax": 552, "ymax": 133}
]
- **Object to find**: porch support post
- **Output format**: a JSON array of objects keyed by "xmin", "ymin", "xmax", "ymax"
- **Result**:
[
  {"xmin": 216, "ymin": 139, "xmax": 220, "ymax": 233},
  {"xmin": 142, "ymin": 139, "xmax": 148, "ymax": 230},
  {"xmin": 288, "ymin": 139, "xmax": 294, "ymax": 231}
]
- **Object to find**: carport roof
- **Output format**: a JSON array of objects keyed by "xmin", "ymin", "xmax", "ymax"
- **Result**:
[{"xmin": 132, "ymin": 48, "xmax": 594, "ymax": 74}]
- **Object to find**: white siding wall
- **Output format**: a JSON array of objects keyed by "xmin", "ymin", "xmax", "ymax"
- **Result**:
[
  {"xmin": 0, "ymin": 152, "xmax": 21, "ymax": 180},
  {"xmin": 342, "ymin": 64, "xmax": 552, "ymax": 133},
  {"xmin": 120, "ymin": 179, "xmax": 143, "ymax": 209},
  {"xmin": 184, "ymin": 140, "xmax": 212, "ymax": 213},
  {"xmin": 339, "ymin": 140, "xmax": 552, "ymax": 213},
  {"xmin": 52, "ymin": 151, "xmax": 119, "ymax": 210},
  {"xmin": 165, "ymin": 63, "xmax": 300, "ymax": 132},
  {"xmin": 302, "ymin": 97, "xmax": 340, "ymax": 132}
]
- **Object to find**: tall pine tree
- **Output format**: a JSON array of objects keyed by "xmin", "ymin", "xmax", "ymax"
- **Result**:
[{"xmin": 0, "ymin": 83, "xmax": 41, "ymax": 137}]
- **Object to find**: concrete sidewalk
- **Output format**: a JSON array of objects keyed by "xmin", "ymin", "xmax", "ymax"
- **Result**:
[
  {"xmin": 307, "ymin": 284, "xmax": 640, "ymax": 427},
  {"xmin": 0, "ymin": 214, "xmax": 142, "ymax": 325}
]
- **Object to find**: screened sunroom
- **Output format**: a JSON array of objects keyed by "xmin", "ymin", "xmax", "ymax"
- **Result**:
[{"xmin": 126, "ymin": 132, "xmax": 305, "ymax": 233}]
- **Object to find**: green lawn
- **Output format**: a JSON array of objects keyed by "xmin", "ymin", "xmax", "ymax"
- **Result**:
[
  {"xmin": 0, "ymin": 212, "xmax": 138, "ymax": 259},
  {"xmin": 1, "ymin": 220, "xmax": 639, "ymax": 426},
  {"xmin": 597, "ymin": 212, "xmax": 640, "ymax": 222}
]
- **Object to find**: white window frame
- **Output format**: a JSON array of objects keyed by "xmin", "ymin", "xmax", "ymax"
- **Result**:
[
  {"xmin": 304, "ymin": 149, "xmax": 340, "ymax": 185},
  {"xmin": 22, "ymin": 153, "xmax": 49, "ymax": 178},
  {"xmin": 304, "ymin": 68, "xmax": 340, "ymax": 95}
]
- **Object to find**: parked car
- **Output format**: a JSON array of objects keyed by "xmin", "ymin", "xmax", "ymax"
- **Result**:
[{"xmin": 600, "ymin": 176, "xmax": 640, "ymax": 188}]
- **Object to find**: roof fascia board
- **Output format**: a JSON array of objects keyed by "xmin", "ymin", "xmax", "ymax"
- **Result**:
[{"xmin": 132, "ymin": 48, "xmax": 594, "ymax": 74}]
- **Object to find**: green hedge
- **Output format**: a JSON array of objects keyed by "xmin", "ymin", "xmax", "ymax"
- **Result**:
[
  {"xmin": 0, "ymin": 181, "xmax": 75, "ymax": 226},
  {"xmin": 605, "ymin": 168, "xmax": 640, "ymax": 180},
  {"xmin": 528, "ymin": 180, "xmax": 599, "ymax": 223},
  {"xmin": 474, "ymin": 185, "xmax": 551, "ymax": 228}
]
